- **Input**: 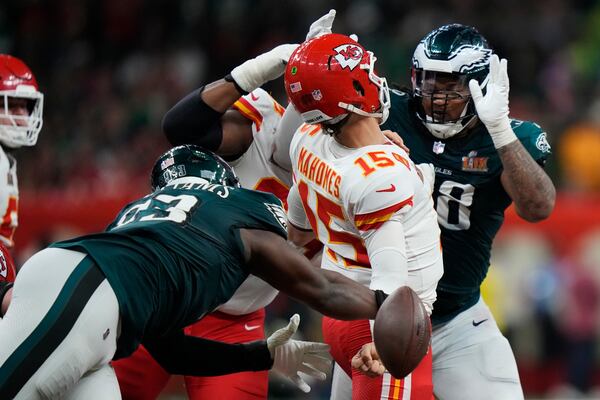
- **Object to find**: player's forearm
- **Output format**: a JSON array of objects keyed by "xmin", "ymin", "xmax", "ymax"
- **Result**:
[
  {"xmin": 201, "ymin": 79, "xmax": 244, "ymax": 112},
  {"xmin": 498, "ymin": 140, "xmax": 555, "ymax": 221},
  {"xmin": 144, "ymin": 333, "xmax": 273, "ymax": 376},
  {"xmin": 315, "ymin": 269, "xmax": 379, "ymax": 320},
  {"xmin": 162, "ymin": 79, "xmax": 240, "ymax": 148}
]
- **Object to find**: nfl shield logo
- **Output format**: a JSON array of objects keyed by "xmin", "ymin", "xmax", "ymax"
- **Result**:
[
  {"xmin": 432, "ymin": 141, "xmax": 445, "ymax": 154},
  {"xmin": 312, "ymin": 90, "xmax": 323, "ymax": 101}
]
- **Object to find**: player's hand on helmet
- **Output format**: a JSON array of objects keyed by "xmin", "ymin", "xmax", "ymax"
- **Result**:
[
  {"xmin": 382, "ymin": 130, "xmax": 410, "ymax": 154},
  {"xmin": 267, "ymin": 314, "xmax": 332, "ymax": 393},
  {"xmin": 306, "ymin": 9, "xmax": 336, "ymax": 40},
  {"xmin": 230, "ymin": 9, "xmax": 338, "ymax": 93},
  {"xmin": 469, "ymin": 54, "xmax": 517, "ymax": 148},
  {"xmin": 231, "ymin": 44, "xmax": 299, "ymax": 93},
  {"xmin": 351, "ymin": 342, "xmax": 385, "ymax": 378}
]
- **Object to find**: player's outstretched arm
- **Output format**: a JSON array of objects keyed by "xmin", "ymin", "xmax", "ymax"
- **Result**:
[
  {"xmin": 161, "ymin": 79, "xmax": 252, "ymax": 157},
  {"xmin": 143, "ymin": 315, "xmax": 331, "ymax": 392},
  {"xmin": 469, "ymin": 55, "xmax": 555, "ymax": 221},
  {"xmin": 240, "ymin": 229, "xmax": 379, "ymax": 320},
  {"xmin": 162, "ymin": 44, "xmax": 297, "ymax": 158},
  {"xmin": 144, "ymin": 329, "xmax": 273, "ymax": 377}
]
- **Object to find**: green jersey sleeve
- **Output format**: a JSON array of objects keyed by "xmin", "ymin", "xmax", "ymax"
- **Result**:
[{"xmin": 511, "ymin": 120, "xmax": 552, "ymax": 165}]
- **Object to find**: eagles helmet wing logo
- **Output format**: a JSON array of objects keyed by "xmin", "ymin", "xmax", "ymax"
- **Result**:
[
  {"xmin": 447, "ymin": 45, "xmax": 492, "ymax": 74},
  {"xmin": 414, "ymin": 42, "xmax": 491, "ymax": 74},
  {"xmin": 333, "ymin": 44, "xmax": 364, "ymax": 70}
]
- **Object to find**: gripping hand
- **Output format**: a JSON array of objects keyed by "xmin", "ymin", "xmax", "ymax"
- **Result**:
[{"xmin": 267, "ymin": 314, "xmax": 332, "ymax": 393}]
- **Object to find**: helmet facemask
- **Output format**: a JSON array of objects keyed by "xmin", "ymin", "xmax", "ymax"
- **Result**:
[
  {"xmin": 0, "ymin": 85, "xmax": 44, "ymax": 148},
  {"xmin": 412, "ymin": 69, "xmax": 484, "ymax": 139}
]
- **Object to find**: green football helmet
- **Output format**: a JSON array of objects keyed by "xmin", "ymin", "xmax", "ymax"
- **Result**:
[
  {"xmin": 411, "ymin": 24, "xmax": 492, "ymax": 139},
  {"xmin": 151, "ymin": 145, "xmax": 240, "ymax": 191}
]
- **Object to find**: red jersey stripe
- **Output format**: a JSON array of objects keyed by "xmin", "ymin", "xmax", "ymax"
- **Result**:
[
  {"xmin": 354, "ymin": 197, "xmax": 413, "ymax": 231},
  {"xmin": 233, "ymin": 97, "xmax": 263, "ymax": 131}
]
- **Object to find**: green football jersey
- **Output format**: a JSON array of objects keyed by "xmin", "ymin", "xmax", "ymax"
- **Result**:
[
  {"xmin": 383, "ymin": 89, "xmax": 551, "ymax": 323},
  {"xmin": 51, "ymin": 179, "xmax": 287, "ymax": 358}
]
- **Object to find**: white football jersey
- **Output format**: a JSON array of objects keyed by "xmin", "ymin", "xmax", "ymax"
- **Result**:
[
  {"xmin": 0, "ymin": 146, "xmax": 18, "ymax": 247},
  {"xmin": 289, "ymin": 123, "xmax": 443, "ymax": 312},
  {"xmin": 218, "ymin": 89, "xmax": 290, "ymax": 315}
]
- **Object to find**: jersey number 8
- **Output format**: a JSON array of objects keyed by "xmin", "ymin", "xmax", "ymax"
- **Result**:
[{"xmin": 436, "ymin": 181, "xmax": 474, "ymax": 231}]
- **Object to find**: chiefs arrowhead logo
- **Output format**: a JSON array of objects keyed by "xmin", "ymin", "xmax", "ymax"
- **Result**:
[{"xmin": 333, "ymin": 44, "xmax": 363, "ymax": 70}]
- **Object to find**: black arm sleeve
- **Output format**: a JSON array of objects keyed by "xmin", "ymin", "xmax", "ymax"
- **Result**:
[
  {"xmin": 143, "ymin": 330, "xmax": 274, "ymax": 376},
  {"xmin": 162, "ymin": 87, "xmax": 224, "ymax": 150}
]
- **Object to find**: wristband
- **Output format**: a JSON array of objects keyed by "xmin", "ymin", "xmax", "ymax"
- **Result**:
[
  {"xmin": 486, "ymin": 118, "xmax": 517, "ymax": 149},
  {"xmin": 224, "ymin": 73, "xmax": 249, "ymax": 96},
  {"xmin": 374, "ymin": 290, "xmax": 389, "ymax": 309}
]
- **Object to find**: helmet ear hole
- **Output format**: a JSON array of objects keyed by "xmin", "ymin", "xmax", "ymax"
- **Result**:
[{"xmin": 353, "ymin": 80, "xmax": 365, "ymax": 96}]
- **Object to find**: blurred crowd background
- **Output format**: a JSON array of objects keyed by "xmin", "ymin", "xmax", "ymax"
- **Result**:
[{"xmin": 2, "ymin": 0, "xmax": 600, "ymax": 398}]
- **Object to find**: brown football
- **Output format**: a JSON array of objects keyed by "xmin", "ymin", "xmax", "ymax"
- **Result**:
[{"xmin": 373, "ymin": 286, "xmax": 431, "ymax": 379}]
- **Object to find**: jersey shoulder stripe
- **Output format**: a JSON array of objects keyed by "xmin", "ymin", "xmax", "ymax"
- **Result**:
[
  {"xmin": 233, "ymin": 89, "xmax": 285, "ymax": 132},
  {"xmin": 354, "ymin": 196, "xmax": 413, "ymax": 231},
  {"xmin": 233, "ymin": 97, "xmax": 263, "ymax": 131}
]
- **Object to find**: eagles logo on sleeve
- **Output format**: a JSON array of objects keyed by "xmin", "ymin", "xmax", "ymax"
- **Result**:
[{"xmin": 265, "ymin": 202, "xmax": 287, "ymax": 230}]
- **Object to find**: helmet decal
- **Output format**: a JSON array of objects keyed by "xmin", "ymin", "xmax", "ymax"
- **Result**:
[
  {"xmin": 333, "ymin": 44, "xmax": 364, "ymax": 70},
  {"xmin": 151, "ymin": 145, "xmax": 240, "ymax": 191}
]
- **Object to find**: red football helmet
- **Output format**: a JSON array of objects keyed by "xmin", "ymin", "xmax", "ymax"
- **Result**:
[
  {"xmin": 0, "ymin": 54, "xmax": 44, "ymax": 148},
  {"xmin": 284, "ymin": 33, "xmax": 389, "ymax": 126}
]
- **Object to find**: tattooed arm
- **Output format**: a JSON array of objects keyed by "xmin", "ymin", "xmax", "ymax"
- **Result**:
[
  {"xmin": 498, "ymin": 141, "xmax": 555, "ymax": 222},
  {"xmin": 468, "ymin": 55, "xmax": 556, "ymax": 222}
]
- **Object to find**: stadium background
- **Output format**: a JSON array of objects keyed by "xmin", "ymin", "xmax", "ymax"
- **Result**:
[{"xmin": 3, "ymin": 0, "xmax": 600, "ymax": 398}]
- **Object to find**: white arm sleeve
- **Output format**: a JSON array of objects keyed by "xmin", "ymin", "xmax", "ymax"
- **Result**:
[
  {"xmin": 286, "ymin": 184, "xmax": 312, "ymax": 230},
  {"xmin": 272, "ymin": 103, "xmax": 303, "ymax": 171},
  {"xmin": 365, "ymin": 219, "xmax": 408, "ymax": 294}
]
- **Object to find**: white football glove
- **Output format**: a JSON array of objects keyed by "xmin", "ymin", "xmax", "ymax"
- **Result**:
[
  {"xmin": 267, "ymin": 314, "xmax": 332, "ymax": 393},
  {"xmin": 230, "ymin": 44, "xmax": 298, "ymax": 93},
  {"xmin": 468, "ymin": 54, "xmax": 517, "ymax": 149},
  {"xmin": 305, "ymin": 9, "xmax": 336, "ymax": 40}
]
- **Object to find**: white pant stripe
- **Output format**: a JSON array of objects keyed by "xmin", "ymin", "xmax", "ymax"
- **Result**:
[
  {"xmin": 402, "ymin": 373, "xmax": 412, "ymax": 400},
  {"xmin": 381, "ymin": 372, "xmax": 392, "ymax": 399}
]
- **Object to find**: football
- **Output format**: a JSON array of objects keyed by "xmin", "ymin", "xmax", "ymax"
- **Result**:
[{"xmin": 373, "ymin": 286, "xmax": 431, "ymax": 379}]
